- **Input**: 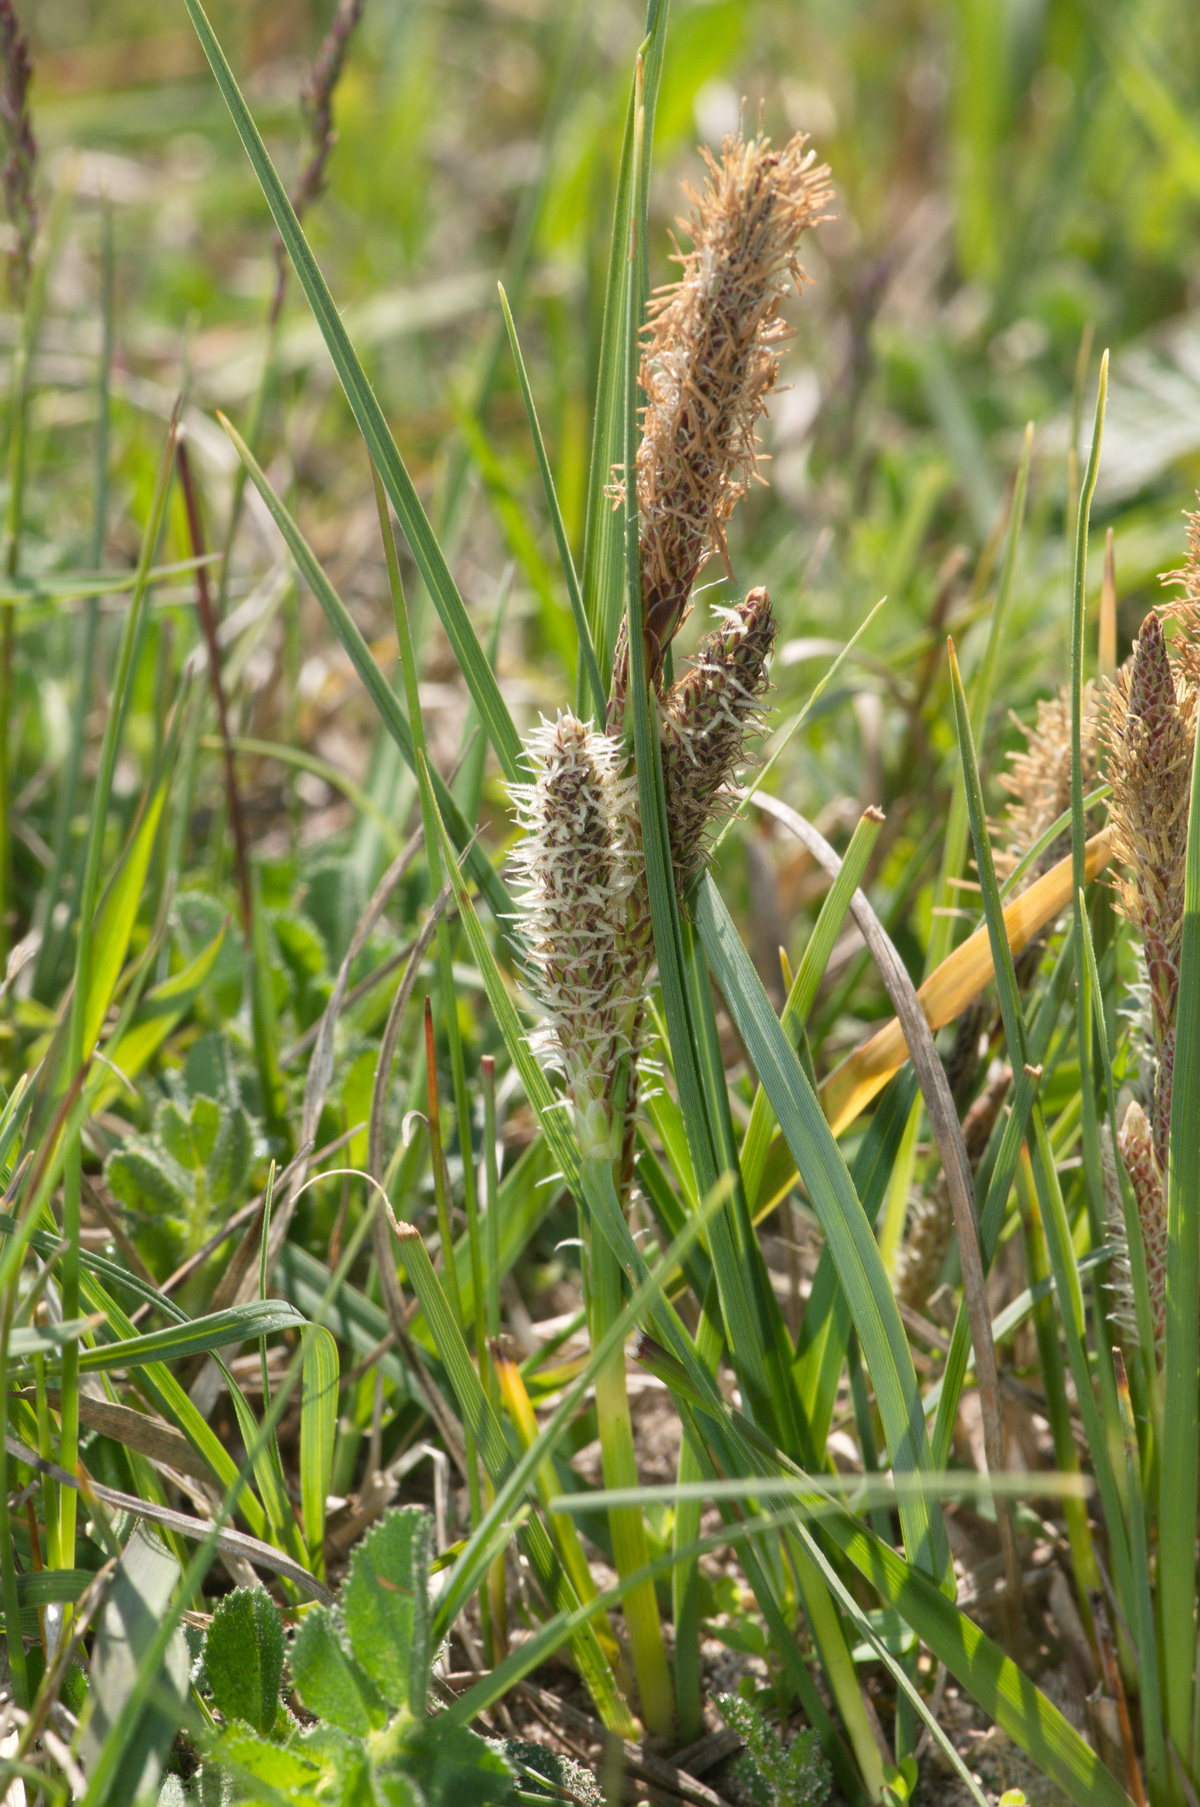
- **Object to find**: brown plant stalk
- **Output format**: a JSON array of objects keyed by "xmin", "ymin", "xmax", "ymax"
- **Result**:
[{"xmin": 0, "ymin": 0, "xmax": 37, "ymax": 307}]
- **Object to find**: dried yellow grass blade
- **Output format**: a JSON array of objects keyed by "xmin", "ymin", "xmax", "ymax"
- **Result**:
[{"xmin": 820, "ymin": 825, "xmax": 1114, "ymax": 1137}]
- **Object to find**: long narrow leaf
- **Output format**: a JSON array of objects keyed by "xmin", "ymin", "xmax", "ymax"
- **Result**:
[
  {"xmin": 694, "ymin": 875, "xmax": 950, "ymax": 1583},
  {"xmin": 183, "ymin": 0, "xmax": 525, "ymax": 785},
  {"xmin": 218, "ymin": 414, "xmax": 510, "ymax": 926}
]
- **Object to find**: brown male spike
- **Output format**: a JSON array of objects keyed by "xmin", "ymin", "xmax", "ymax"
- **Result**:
[
  {"xmin": 609, "ymin": 129, "xmax": 832, "ymax": 726},
  {"xmin": 1102, "ymin": 610, "xmax": 1196, "ymax": 1166}
]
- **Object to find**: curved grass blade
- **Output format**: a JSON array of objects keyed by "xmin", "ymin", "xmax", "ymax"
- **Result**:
[
  {"xmin": 183, "ymin": 0, "xmax": 524, "ymax": 785},
  {"xmin": 498, "ymin": 282, "xmax": 606, "ymax": 722},
  {"xmin": 693, "ymin": 874, "xmax": 950, "ymax": 1583},
  {"xmin": 580, "ymin": 0, "xmax": 670, "ymax": 680},
  {"xmin": 820, "ymin": 826, "xmax": 1113, "ymax": 1135},
  {"xmin": 75, "ymin": 1301, "xmax": 306, "ymax": 1373},
  {"xmin": 218, "ymin": 414, "xmax": 510, "ymax": 926}
]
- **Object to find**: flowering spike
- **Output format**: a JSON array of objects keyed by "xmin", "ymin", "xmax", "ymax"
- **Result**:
[
  {"xmin": 1102, "ymin": 611, "xmax": 1197, "ymax": 1164},
  {"xmin": 609, "ymin": 129, "xmax": 832, "ymax": 723},
  {"xmin": 508, "ymin": 716, "xmax": 641, "ymax": 1156},
  {"xmin": 1112, "ymin": 1099, "xmax": 1167, "ymax": 1352},
  {"xmin": 658, "ymin": 588, "xmax": 777, "ymax": 894}
]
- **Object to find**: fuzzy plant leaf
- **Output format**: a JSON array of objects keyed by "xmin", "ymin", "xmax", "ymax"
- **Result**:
[
  {"xmin": 294, "ymin": 1724, "xmax": 377, "ymax": 1805},
  {"xmin": 207, "ymin": 1723, "xmax": 323, "ymax": 1801},
  {"xmin": 391, "ymin": 1718, "xmax": 515, "ymax": 1807},
  {"xmin": 342, "ymin": 1506, "xmax": 433, "ymax": 1716},
  {"xmin": 204, "ymin": 1588, "xmax": 285, "ymax": 1737},
  {"xmin": 715, "ymin": 1693, "xmax": 831, "ymax": 1807},
  {"xmin": 498, "ymin": 1739, "xmax": 602, "ymax": 1804},
  {"xmin": 104, "ymin": 1090, "xmax": 256, "ymax": 1279},
  {"xmin": 289, "ymin": 1605, "xmax": 388, "ymax": 1736}
]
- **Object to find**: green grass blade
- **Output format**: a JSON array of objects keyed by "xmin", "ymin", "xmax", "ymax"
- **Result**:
[
  {"xmin": 52, "ymin": 407, "xmax": 179, "ymax": 1580},
  {"xmin": 946, "ymin": 641, "xmax": 1131, "ymax": 1605},
  {"xmin": 497, "ymin": 283, "xmax": 606, "ymax": 722},
  {"xmin": 75, "ymin": 1302, "xmax": 306, "ymax": 1373},
  {"xmin": 580, "ymin": 0, "xmax": 670, "ymax": 680},
  {"xmin": 741, "ymin": 807, "xmax": 883, "ymax": 1204},
  {"xmin": 183, "ymin": 0, "xmax": 525, "ymax": 786},
  {"xmin": 694, "ymin": 875, "xmax": 950, "ymax": 1582},
  {"xmin": 87, "ymin": 925, "xmax": 228, "ymax": 1115},
  {"xmin": 394, "ymin": 1222, "xmax": 637, "ymax": 1736},
  {"xmin": 926, "ymin": 425, "xmax": 1032, "ymax": 973},
  {"xmin": 218, "ymin": 414, "xmax": 510, "ymax": 925}
]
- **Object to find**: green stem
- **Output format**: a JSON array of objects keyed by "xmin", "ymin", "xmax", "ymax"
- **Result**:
[{"xmin": 586, "ymin": 1222, "xmax": 675, "ymax": 1738}]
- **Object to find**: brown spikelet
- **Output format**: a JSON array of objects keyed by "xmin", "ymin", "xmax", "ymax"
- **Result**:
[
  {"xmin": 895, "ymin": 1063, "xmax": 1010, "ymax": 1311},
  {"xmin": 1101, "ymin": 611, "xmax": 1197, "ymax": 1165},
  {"xmin": 1113, "ymin": 1099, "xmax": 1167, "ymax": 1352},
  {"xmin": 609, "ymin": 130, "xmax": 832, "ymax": 724},
  {"xmin": 0, "ymin": 0, "xmax": 38, "ymax": 307},
  {"xmin": 999, "ymin": 682, "xmax": 1101, "ymax": 889},
  {"xmin": 659, "ymin": 588, "xmax": 776, "ymax": 894}
]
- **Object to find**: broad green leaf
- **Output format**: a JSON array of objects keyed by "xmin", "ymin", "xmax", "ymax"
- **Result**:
[
  {"xmin": 212, "ymin": 1725, "xmax": 324, "ymax": 1800},
  {"xmin": 394, "ymin": 1718, "xmax": 515, "ymax": 1807},
  {"xmin": 342, "ymin": 1507, "xmax": 432, "ymax": 1716},
  {"xmin": 290, "ymin": 1606, "xmax": 387, "ymax": 1736},
  {"xmin": 204, "ymin": 1589, "xmax": 285, "ymax": 1737}
]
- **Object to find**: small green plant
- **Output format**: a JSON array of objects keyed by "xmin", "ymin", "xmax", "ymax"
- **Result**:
[
  {"xmin": 105, "ymin": 1088, "xmax": 255, "ymax": 1285},
  {"xmin": 714, "ymin": 1692, "xmax": 831, "ymax": 1807},
  {"xmin": 197, "ymin": 1507, "xmax": 568, "ymax": 1807}
]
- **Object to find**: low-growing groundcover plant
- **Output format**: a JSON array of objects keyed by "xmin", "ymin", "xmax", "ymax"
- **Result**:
[
  {"xmin": 193, "ymin": 1508, "xmax": 585, "ymax": 1806},
  {"xmin": 6, "ymin": 1, "xmax": 1200, "ymax": 1805}
]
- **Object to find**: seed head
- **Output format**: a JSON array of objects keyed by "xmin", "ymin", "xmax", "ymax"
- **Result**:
[
  {"xmin": 610, "ymin": 129, "xmax": 832, "ymax": 721},
  {"xmin": 659, "ymin": 587, "xmax": 776, "ymax": 895},
  {"xmin": 508, "ymin": 715, "xmax": 642, "ymax": 1155},
  {"xmin": 1101, "ymin": 611, "xmax": 1197, "ymax": 1163},
  {"xmin": 0, "ymin": 0, "xmax": 38, "ymax": 308},
  {"xmin": 1111, "ymin": 1099, "xmax": 1167, "ymax": 1354}
]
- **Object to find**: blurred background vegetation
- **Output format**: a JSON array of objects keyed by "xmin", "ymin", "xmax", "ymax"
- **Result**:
[{"xmin": 18, "ymin": 0, "xmax": 1200, "ymax": 938}]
